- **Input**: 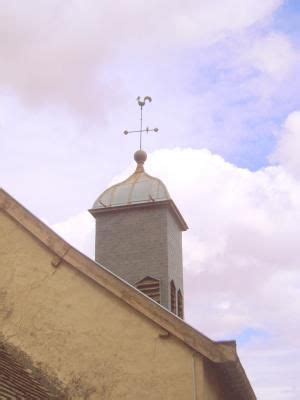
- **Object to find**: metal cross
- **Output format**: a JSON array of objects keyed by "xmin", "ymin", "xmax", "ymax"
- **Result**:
[{"xmin": 124, "ymin": 96, "xmax": 159, "ymax": 150}]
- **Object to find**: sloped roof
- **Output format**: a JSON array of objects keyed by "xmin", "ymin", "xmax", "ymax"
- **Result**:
[
  {"xmin": 0, "ymin": 188, "xmax": 256, "ymax": 400},
  {"xmin": 0, "ymin": 343, "xmax": 63, "ymax": 399}
]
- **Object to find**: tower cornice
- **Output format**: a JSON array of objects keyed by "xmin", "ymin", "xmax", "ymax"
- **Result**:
[{"xmin": 89, "ymin": 199, "xmax": 188, "ymax": 231}]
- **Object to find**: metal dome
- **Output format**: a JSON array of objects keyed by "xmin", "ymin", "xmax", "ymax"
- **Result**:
[{"xmin": 93, "ymin": 153, "xmax": 170, "ymax": 209}]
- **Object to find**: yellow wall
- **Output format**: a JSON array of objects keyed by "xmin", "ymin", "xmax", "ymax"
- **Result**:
[
  {"xmin": 202, "ymin": 358, "xmax": 229, "ymax": 400},
  {"xmin": 0, "ymin": 211, "xmax": 227, "ymax": 399}
]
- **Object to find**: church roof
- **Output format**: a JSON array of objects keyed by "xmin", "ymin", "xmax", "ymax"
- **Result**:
[
  {"xmin": 0, "ymin": 188, "xmax": 256, "ymax": 400},
  {"xmin": 0, "ymin": 343, "xmax": 63, "ymax": 399},
  {"xmin": 93, "ymin": 150, "xmax": 170, "ymax": 209}
]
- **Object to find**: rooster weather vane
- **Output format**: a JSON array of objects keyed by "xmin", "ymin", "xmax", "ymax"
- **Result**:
[{"xmin": 124, "ymin": 96, "xmax": 159, "ymax": 150}]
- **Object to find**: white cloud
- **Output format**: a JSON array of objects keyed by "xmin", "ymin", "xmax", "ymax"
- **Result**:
[
  {"xmin": 240, "ymin": 342, "xmax": 300, "ymax": 400},
  {"xmin": 0, "ymin": 0, "xmax": 283, "ymax": 113},
  {"xmin": 272, "ymin": 111, "xmax": 300, "ymax": 178},
  {"xmin": 53, "ymin": 147, "xmax": 300, "ymax": 399},
  {"xmin": 52, "ymin": 210, "xmax": 94, "ymax": 257},
  {"xmin": 245, "ymin": 33, "xmax": 298, "ymax": 81}
]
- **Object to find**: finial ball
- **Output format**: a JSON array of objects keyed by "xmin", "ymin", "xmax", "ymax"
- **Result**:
[{"xmin": 134, "ymin": 149, "xmax": 147, "ymax": 164}]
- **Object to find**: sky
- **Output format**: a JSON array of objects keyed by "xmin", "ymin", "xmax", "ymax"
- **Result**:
[{"xmin": 1, "ymin": 1, "xmax": 300, "ymax": 398}]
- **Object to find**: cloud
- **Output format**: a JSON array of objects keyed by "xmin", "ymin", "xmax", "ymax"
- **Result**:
[
  {"xmin": 0, "ymin": 0, "xmax": 283, "ymax": 113},
  {"xmin": 271, "ymin": 111, "xmax": 300, "ymax": 178},
  {"xmin": 244, "ymin": 33, "xmax": 299, "ymax": 81},
  {"xmin": 53, "ymin": 147, "xmax": 300, "ymax": 399},
  {"xmin": 53, "ymin": 210, "xmax": 95, "ymax": 257},
  {"xmin": 240, "ymin": 340, "xmax": 300, "ymax": 400},
  {"xmin": 145, "ymin": 149, "xmax": 300, "ymax": 337}
]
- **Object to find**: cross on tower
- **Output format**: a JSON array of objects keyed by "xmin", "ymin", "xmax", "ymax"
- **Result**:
[{"xmin": 124, "ymin": 96, "xmax": 159, "ymax": 150}]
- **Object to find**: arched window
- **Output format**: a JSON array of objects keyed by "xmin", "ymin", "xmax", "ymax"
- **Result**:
[
  {"xmin": 135, "ymin": 277, "xmax": 160, "ymax": 304},
  {"xmin": 177, "ymin": 289, "xmax": 183, "ymax": 319},
  {"xmin": 170, "ymin": 280, "xmax": 176, "ymax": 314}
]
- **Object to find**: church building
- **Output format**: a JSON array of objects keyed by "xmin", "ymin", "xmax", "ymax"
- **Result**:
[{"xmin": 0, "ymin": 100, "xmax": 256, "ymax": 399}]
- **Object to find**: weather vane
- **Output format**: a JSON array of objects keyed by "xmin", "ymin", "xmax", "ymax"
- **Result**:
[{"xmin": 124, "ymin": 96, "xmax": 159, "ymax": 150}]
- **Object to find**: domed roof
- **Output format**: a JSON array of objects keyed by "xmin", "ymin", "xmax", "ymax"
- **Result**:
[{"xmin": 93, "ymin": 150, "xmax": 170, "ymax": 209}]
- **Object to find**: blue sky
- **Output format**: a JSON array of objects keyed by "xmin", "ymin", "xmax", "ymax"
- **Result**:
[
  {"xmin": 1, "ymin": 1, "xmax": 300, "ymax": 398},
  {"xmin": 275, "ymin": 0, "xmax": 300, "ymax": 34}
]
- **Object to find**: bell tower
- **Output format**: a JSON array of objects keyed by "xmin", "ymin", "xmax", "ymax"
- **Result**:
[{"xmin": 89, "ymin": 98, "xmax": 188, "ymax": 317}]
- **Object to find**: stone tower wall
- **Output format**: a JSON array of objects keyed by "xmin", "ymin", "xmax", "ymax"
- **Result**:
[
  {"xmin": 167, "ymin": 210, "xmax": 184, "ymax": 303},
  {"xmin": 94, "ymin": 204, "xmax": 183, "ymax": 310}
]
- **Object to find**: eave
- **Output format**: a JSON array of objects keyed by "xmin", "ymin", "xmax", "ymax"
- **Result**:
[{"xmin": 89, "ymin": 198, "xmax": 188, "ymax": 231}]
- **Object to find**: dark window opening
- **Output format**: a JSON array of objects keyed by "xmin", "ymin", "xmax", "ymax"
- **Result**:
[
  {"xmin": 170, "ymin": 280, "xmax": 176, "ymax": 314},
  {"xmin": 177, "ymin": 289, "xmax": 183, "ymax": 319}
]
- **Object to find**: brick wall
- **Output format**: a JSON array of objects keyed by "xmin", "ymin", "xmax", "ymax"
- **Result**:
[{"xmin": 94, "ymin": 203, "xmax": 183, "ymax": 310}]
